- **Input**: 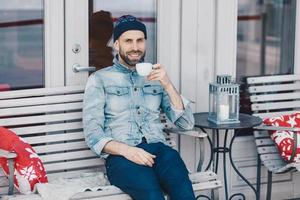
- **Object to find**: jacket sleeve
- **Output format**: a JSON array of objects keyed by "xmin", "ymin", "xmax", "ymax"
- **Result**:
[
  {"xmin": 83, "ymin": 74, "xmax": 113, "ymax": 158},
  {"xmin": 160, "ymin": 89, "xmax": 195, "ymax": 130}
]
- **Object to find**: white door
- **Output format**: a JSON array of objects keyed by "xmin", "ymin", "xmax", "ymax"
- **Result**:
[{"xmin": 64, "ymin": 0, "xmax": 159, "ymax": 86}]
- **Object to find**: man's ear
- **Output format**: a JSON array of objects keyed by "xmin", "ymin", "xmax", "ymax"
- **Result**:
[{"xmin": 113, "ymin": 40, "xmax": 119, "ymax": 52}]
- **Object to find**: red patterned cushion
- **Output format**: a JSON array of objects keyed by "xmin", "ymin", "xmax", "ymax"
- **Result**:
[
  {"xmin": 0, "ymin": 127, "xmax": 48, "ymax": 194},
  {"xmin": 263, "ymin": 113, "xmax": 300, "ymax": 163}
]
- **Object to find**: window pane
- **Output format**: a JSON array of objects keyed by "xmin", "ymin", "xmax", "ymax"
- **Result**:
[
  {"xmin": 237, "ymin": 0, "xmax": 296, "ymax": 135},
  {"xmin": 89, "ymin": 0, "xmax": 157, "ymax": 70},
  {"xmin": 237, "ymin": 0, "xmax": 296, "ymax": 82},
  {"xmin": 0, "ymin": 0, "xmax": 44, "ymax": 91}
]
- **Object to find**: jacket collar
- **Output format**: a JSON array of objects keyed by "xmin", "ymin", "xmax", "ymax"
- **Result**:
[{"xmin": 113, "ymin": 56, "xmax": 136, "ymax": 74}]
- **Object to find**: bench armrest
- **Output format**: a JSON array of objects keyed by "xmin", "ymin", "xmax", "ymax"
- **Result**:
[
  {"xmin": 254, "ymin": 125, "xmax": 300, "ymax": 132},
  {"xmin": 0, "ymin": 149, "xmax": 16, "ymax": 195},
  {"xmin": 164, "ymin": 128, "xmax": 207, "ymax": 138},
  {"xmin": 0, "ymin": 149, "xmax": 17, "ymax": 159}
]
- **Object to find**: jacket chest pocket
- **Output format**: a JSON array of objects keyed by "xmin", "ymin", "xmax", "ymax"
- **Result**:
[
  {"xmin": 105, "ymin": 86, "xmax": 130, "ymax": 112},
  {"xmin": 142, "ymin": 85, "xmax": 163, "ymax": 111}
]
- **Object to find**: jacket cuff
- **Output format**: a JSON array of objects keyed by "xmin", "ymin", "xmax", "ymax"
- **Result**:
[
  {"xmin": 169, "ymin": 95, "xmax": 191, "ymax": 122},
  {"xmin": 92, "ymin": 137, "xmax": 114, "ymax": 159}
]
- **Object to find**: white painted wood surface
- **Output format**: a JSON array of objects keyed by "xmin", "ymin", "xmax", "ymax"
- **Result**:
[
  {"xmin": 44, "ymin": 0, "xmax": 65, "ymax": 87},
  {"xmin": 0, "ymin": 86, "xmax": 221, "ymax": 199},
  {"xmin": 65, "ymin": 0, "xmax": 89, "ymax": 86}
]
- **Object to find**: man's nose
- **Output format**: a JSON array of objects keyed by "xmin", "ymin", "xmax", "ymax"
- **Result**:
[{"xmin": 132, "ymin": 42, "xmax": 138, "ymax": 51}]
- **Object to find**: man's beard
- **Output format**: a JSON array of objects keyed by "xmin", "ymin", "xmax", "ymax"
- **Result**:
[{"xmin": 119, "ymin": 49, "xmax": 146, "ymax": 67}]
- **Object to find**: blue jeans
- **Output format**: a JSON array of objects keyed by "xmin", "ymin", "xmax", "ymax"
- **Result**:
[{"xmin": 105, "ymin": 142, "xmax": 196, "ymax": 200}]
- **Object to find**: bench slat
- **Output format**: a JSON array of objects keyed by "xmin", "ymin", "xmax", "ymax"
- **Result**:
[
  {"xmin": 0, "ymin": 86, "xmax": 85, "ymax": 100},
  {"xmin": 251, "ymin": 100, "xmax": 300, "ymax": 111},
  {"xmin": 25, "ymin": 132, "xmax": 84, "ymax": 145},
  {"xmin": 260, "ymin": 153, "xmax": 282, "ymax": 161},
  {"xmin": 255, "ymin": 138, "xmax": 275, "ymax": 146},
  {"xmin": 10, "ymin": 122, "xmax": 83, "ymax": 136},
  {"xmin": 45, "ymin": 158, "xmax": 104, "ymax": 173},
  {"xmin": 0, "ymin": 102, "xmax": 83, "ymax": 117},
  {"xmin": 41, "ymin": 150, "xmax": 97, "ymax": 163},
  {"xmin": 33, "ymin": 141, "xmax": 88, "ymax": 154},
  {"xmin": 253, "ymin": 131, "xmax": 269, "ymax": 138},
  {"xmin": 248, "ymin": 83, "xmax": 300, "ymax": 93},
  {"xmin": 253, "ymin": 111, "xmax": 300, "ymax": 119},
  {"xmin": 0, "ymin": 94, "xmax": 83, "ymax": 109},
  {"xmin": 247, "ymin": 74, "xmax": 300, "ymax": 84},
  {"xmin": 257, "ymin": 146, "xmax": 279, "ymax": 154},
  {"xmin": 0, "ymin": 112, "xmax": 82, "ymax": 126},
  {"xmin": 250, "ymin": 92, "xmax": 300, "ymax": 102}
]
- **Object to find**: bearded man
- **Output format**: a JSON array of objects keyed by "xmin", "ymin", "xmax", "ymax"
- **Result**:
[{"xmin": 83, "ymin": 15, "xmax": 196, "ymax": 200}]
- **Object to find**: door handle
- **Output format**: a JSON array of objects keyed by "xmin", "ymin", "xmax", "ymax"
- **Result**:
[{"xmin": 72, "ymin": 63, "xmax": 96, "ymax": 73}]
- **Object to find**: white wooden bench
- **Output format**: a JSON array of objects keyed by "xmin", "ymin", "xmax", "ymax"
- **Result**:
[
  {"xmin": 0, "ymin": 86, "xmax": 221, "ymax": 200},
  {"xmin": 247, "ymin": 74, "xmax": 300, "ymax": 200}
]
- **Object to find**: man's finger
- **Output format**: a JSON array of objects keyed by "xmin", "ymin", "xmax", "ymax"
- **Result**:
[
  {"xmin": 149, "ymin": 154, "xmax": 156, "ymax": 158},
  {"xmin": 152, "ymin": 64, "xmax": 161, "ymax": 70},
  {"xmin": 139, "ymin": 155, "xmax": 152, "ymax": 166},
  {"xmin": 148, "ymin": 75, "xmax": 161, "ymax": 81},
  {"xmin": 144, "ymin": 154, "xmax": 154, "ymax": 164}
]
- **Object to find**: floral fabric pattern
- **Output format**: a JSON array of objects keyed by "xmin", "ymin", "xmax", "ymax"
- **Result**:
[
  {"xmin": 0, "ymin": 127, "xmax": 48, "ymax": 194},
  {"xmin": 263, "ymin": 113, "xmax": 300, "ymax": 163}
]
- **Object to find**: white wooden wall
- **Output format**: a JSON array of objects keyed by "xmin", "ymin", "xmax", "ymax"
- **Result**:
[
  {"xmin": 158, "ymin": 0, "xmax": 237, "ymax": 198},
  {"xmin": 158, "ymin": 0, "xmax": 300, "ymax": 199}
]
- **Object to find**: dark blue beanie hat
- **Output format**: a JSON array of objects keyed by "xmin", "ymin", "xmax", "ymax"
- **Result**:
[{"xmin": 113, "ymin": 15, "xmax": 147, "ymax": 41}]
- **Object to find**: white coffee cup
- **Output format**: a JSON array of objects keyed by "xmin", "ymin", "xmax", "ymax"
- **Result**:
[{"xmin": 136, "ymin": 63, "xmax": 153, "ymax": 76}]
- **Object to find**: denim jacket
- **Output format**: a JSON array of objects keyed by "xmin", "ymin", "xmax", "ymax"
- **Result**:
[{"xmin": 83, "ymin": 58, "xmax": 195, "ymax": 158}]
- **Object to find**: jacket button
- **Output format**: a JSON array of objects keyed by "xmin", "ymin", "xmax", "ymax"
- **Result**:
[
  {"xmin": 137, "ymin": 111, "xmax": 141, "ymax": 114},
  {"xmin": 134, "ymin": 87, "xmax": 137, "ymax": 91},
  {"xmin": 117, "ymin": 91, "xmax": 120, "ymax": 94},
  {"xmin": 136, "ymin": 106, "xmax": 140, "ymax": 109},
  {"xmin": 153, "ymin": 89, "xmax": 157, "ymax": 93}
]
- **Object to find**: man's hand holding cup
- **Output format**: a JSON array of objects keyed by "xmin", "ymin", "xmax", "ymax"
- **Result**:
[{"xmin": 136, "ymin": 63, "xmax": 171, "ymax": 89}]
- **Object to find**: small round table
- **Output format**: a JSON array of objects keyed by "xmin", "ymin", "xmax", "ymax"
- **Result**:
[{"xmin": 194, "ymin": 112, "xmax": 262, "ymax": 200}]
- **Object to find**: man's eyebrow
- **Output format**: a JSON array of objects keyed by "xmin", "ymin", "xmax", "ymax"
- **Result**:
[{"xmin": 124, "ymin": 38, "xmax": 133, "ymax": 41}]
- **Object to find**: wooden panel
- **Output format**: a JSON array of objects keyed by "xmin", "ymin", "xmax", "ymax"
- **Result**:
[
  {"xmin": 255, "ymin": 125, "xmax": 300, "ymax": 131},
  {"xmin": 257, "ymin": 146, "xmax": 279, "ymax": 154},
  {"xmin": 260, "ymin": 153, "xmax": 282, "ymax": 161},
  {"xmin": 0, "ymin": 86, "xmax": 84, "ymax": 100},
  {"xmin": 0, "ymin": 112, "xmax": 82, "ymax": 126},
  {"xmin": 44, "ymin": 158, "xmax": 104, "ymax": 172},
  {"xmin": 33, "ymin": 141, "xmax": 88, "ymax": 154},
  {"xmin": 255, "ymin": 138, "xmax": 275, "ymax": 146},
  {"xmin": 247, "ymin": 74, "xmax": 300, "ymax": 84},
  {"xmin": 25, "ymin": 132, "xmax": 84, "ymax": 145},
  {"xmin": 253, "ymin": 111, "xmax": 300, "ymax": 119},
  {"xmin": 250, "ymin": 92, "xmax": 300, "ymax": 102},
  {"xmin": 251, "ymin": 101, "xmax": 300, "ymax": 111},
  {"xmin": 0, "ymin": 102, "xmax": 83, "ymax": 117},
  {"xmin": 10, "ymin": 122, "xmax": 83, "ymax": 136},
  {"xmin": 40, "ymin": 150, "xmax": 97, "ymax": 163},
  {"xmin": 248, "ymin": 83, "xmax": 300, "ymax": 93},
  {"xmin": 0, "ymin": 93, "xmax": 83, "ymax": 108}
]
